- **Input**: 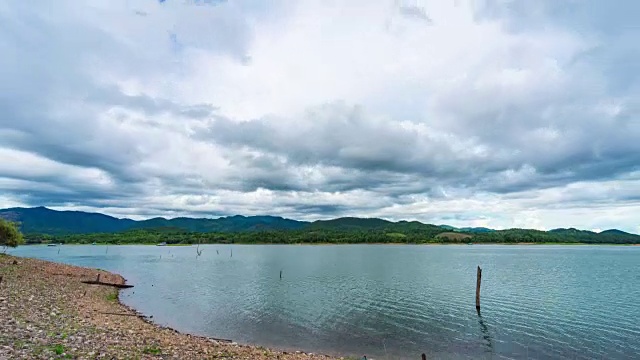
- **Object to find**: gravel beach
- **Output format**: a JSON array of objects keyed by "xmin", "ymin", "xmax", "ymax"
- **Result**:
[{"xmin": 0, "ymin": 254, "xmax": 344, "ymax": 359}]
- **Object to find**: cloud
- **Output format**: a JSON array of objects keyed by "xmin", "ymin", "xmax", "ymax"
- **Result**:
[
  {"xmin": 0, "ymin": 0, "xmax": 638, "ymax": 232},
  {"xmin": 397, "ymin": 2, "xmax": 433, "ymax": 24}
]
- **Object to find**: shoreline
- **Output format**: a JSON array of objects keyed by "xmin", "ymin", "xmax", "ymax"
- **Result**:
[
  {"xmin": 20, "ymin": 242, "xmax": 640, "ymax": 247},
  {"xmin": 0, "ymin": 254, "xmax": 343, "ymax": 359},
  {"xmin": 23, "ymin": 242, "xmax": 640, "ymax": 246}
]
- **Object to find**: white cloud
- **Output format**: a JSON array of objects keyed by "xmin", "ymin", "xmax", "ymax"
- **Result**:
[{"xmin": 0, "ymin": 0, "xmax": 638, "ymax": 232}]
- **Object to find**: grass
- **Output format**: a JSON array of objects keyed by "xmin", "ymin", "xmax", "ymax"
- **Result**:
[
  {"xmin": 142, "ymin": 346, "xmax": 162, "ymax": 355},
  {"xmin": 52, "ymin": 344, "xmax": 65, "ymax": 355},
  {"xmin": 105, "ymin": 292, "xmax": 118, "ymax": 302}
]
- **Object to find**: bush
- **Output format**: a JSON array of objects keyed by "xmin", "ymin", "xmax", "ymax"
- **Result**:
[{"xmin": 0, "ymin": 219, "xmax": 24, "ymax": 249}]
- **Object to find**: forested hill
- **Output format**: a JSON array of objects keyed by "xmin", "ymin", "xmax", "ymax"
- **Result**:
[
  {"xmin": 2, "ymin": 206, "xmax": 639, "ymax": 244},
  {"xmin": 0, "ymin": 207, "xmax": 305, "ymax": 234}
]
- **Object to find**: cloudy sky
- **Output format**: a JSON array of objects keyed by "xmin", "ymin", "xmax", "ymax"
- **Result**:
[{"xmin": 1, "ymin": 1, "xmax": 639, "ymax": 232}]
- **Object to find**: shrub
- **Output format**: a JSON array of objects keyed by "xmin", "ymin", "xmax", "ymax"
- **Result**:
[{"xmin": 0, "ymin": 219, "xmax": 24, "ymax": 250}]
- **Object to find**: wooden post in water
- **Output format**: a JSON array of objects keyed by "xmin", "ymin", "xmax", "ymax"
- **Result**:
[
  {"xmin": 422, "ymin": 353, "xmax": 427, "ymax": 360},
  {"xmin": 280, "ymin": 270, "xmax": 282, "ymax": 279},
  {"xmin": 476, "ymin": 266, "xmax": 482, "ymax": 310}
]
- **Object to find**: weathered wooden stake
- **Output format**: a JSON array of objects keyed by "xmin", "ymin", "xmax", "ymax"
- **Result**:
[
  {"xmin": 476, "ymin": 266, "xmax": 482, "ymax": 310},
  {"xmin": 96, "ymin": 273, "xmax": 101, "ymax": 282},
  {"xmin": 422, "ymin": 353, "xmax": 427, "ymax": 360},
  {"xmin": 230, "ymin": 249, "xmax": 233, "ymax": 258},
  {"xmin": 280, "ymin": 270, "xmax": 282, "ymax": 279}
]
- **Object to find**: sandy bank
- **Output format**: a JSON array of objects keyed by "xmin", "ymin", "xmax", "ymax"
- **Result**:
[{"xmin": 0, "ymin": 254, "xmax": 344, "ymax": 359}]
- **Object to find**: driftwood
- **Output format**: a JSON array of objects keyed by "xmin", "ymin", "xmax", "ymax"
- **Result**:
[
  {"xmin": 82, "ymin": 274, "xmax": 134, "ymax": 288},
  {"xmin": 98, "ymin": 311, "xmax": 141, "ymax": 317},
  {"xmin": 209, "ymin": 337, "xmax": 233, "ymax": 343},
  {"xmin": 81, "ymin": 280, "xmax": 134, "ymax": 288},
  {"xmin": 476, "ymin": 266, "xmax": 482, "ymax": 310}
]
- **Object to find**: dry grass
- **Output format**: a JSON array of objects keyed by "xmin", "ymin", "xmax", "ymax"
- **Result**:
[{"xmin": 434, "ymin": 232, "xmax": 472, "ymax": 242}]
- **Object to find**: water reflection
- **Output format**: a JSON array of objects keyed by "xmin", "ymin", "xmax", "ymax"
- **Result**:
[{"xmin": 476, "ymin": 309, "xmax": 493, "ymax": 353}]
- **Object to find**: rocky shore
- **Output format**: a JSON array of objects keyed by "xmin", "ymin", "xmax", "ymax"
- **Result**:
[{"xmin": 0, "ymin": 254, "xmax": 344, "ymax": 359}]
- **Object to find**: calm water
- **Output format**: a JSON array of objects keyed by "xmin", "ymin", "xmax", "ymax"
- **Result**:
[{"xmin": 11, "ymin": 244, "xmax": 640, "ymax": 359}]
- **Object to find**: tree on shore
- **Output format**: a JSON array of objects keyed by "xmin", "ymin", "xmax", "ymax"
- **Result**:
[{"xmin": 1, "ymin": 218, "xmax": 24, "ymax": 252}]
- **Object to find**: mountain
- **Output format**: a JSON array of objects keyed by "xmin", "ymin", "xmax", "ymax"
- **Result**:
[
  {"xmin": 438, "ymin": 225, "xmax": 457, "ymax": 231},
  {"xmin": 310, "ymin": 218, "xmax": 444, "ymax": 236},
  {"xmin": 437, "ymin": 225, "xmax": 494, "ymax": 233},
  {"xmin": 309, "ymin": 217, "xmax": 394, "ymax": 230},
  {"xmin": 1, "ymin": 207, "xmax": 638, "ymax": 244},
  {"xmin": 597, "ymin": 229, "xmax": 639, "ymax": 243},
  {"xmin": 549, "ymin": 228, "xmax": 597, "ymax": 235},
  {"xmin": 0, "ymin": 206, "xmax": 135, "ymax": 234},
  {"xmin": 599, "ymin": 229, "xmax": 632, "ymax": 235},
  {"xmin": 459, "ymin": 227, "xmax": 494, "ymax": 233},
  {"xmin": 474, "ymin": 227, "xmax": 640, "ymax": 244},
  {"xmin": 134, "ymin": 215, "xmax": 305, "ymax": 232},
  {"xmin": 0, "ymin": 207, "xmax": 304, "ymax": 235}
]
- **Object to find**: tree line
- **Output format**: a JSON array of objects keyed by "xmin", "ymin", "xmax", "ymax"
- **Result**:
[{"xmin": 22, "ymin": 226, "xmax": 640, "ymax": 245}]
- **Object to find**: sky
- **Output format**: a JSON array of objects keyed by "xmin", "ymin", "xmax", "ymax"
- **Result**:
[{"xmin": 0, "ymin": 0, "xmax": 639, "ymax": 233}]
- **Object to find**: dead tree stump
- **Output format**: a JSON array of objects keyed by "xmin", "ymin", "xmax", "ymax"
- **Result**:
[{"xmin": 476, "ymin": 266, "xmax": 482, "ymax": 310}]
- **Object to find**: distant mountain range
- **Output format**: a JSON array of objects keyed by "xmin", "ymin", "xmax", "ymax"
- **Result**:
[
  {"xmin": 0, "ymin": 207, "xmax": 305, "ymax": 234},
  {"xmin": 1, "ymin": 206, "xmax": 638, "ymax": 244},
  {"xmin": 438, "ymin": 225, "xmax": 495, "ymax": 233}
]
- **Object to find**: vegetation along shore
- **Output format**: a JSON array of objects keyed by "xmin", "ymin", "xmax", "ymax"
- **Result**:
[
  {"xmin": 2, "ymin": 207, "xmax": 639, "ymax": 245},
  {"xmin": 0, "ymin": 254, "xmax": 347, "ymax": 359}
]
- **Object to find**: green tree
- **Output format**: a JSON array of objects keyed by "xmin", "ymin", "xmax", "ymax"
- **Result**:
[{"xmin": 0, "ymin": 219, "xmax": 24, "ymax": 251}]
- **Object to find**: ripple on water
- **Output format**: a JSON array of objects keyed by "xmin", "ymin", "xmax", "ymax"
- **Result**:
[{"xmin": 11, "ymin": 244, "xmax": 640, "ymax": 360}]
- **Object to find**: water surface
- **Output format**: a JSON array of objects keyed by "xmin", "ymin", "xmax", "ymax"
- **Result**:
[{"xmin": 11, "ymin": 244, "xmax": 640, "ymax": 359}]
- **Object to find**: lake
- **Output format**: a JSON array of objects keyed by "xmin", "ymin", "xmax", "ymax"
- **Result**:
[{"xmin": 10, "ymin": 244, "xmax": 640, "ymax": 359}]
